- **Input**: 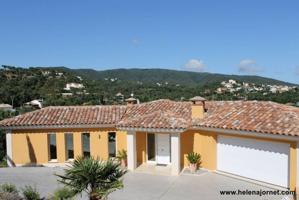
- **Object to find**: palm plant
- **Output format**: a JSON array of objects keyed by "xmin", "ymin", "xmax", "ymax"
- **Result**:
[
  {"xmin": 186, "ymin": 152, "xmax": 201, "ymax": 173},
  {"xmin": 116, "ymin": 149, "xmax": 127, "ymax": 168},
  {"xmin": 56, "ymin": 156, "xmax": 126, "ymax": 200}
]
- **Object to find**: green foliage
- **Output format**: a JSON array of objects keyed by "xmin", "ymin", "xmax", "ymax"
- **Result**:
[
  {"xmin": 0, "ymin": 192, "xmax": 22, "ymax": 200},
  {"xmin": 0, "ymin": 158, "xmax": 8, "ymax": 168},
  {"xmin": 56, "ymin": 156, "xmax": 126, "ymax": 200},
  {"xmin": 187, "ymin": 152, "xmax": 201, "ymax": 164},
  {"xmin": 0, "ymin": 183, "xmax": 18, "ymax": 194},
  {"xmin": 52, "ymin": 187, "xmax": 75, "ymax": 200},
  {"xmin": 116, "ymin": 149, "xmax": 127, "ymax": 160},
  {"xmin": 22, "ymin": 185, "xmax": 40, "ymax": 200},
  {"xmin": 0, "ymin": 66, "xmax": 297, "ymax": 110}
]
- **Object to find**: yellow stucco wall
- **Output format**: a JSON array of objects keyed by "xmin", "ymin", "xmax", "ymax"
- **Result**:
[
  {"xmin": 180, "ymin": 130, "xmax": 217, "ymax": 170},
  {"xmin": 116, "ymin": 131, "xmax": 127, "ymax": 152},
  {"xmin": 11, "ymin": 128, "xmax": 126, "ymax": 164},
  {"xmin": 11, "ymin": 130, "xmax": 49, "ymax": 165},
  {"xmin": 136, "ymin": 132, "xmax": 146, "ymax": 165}
]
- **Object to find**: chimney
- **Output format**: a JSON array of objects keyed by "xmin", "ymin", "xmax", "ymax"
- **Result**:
[
  {"xmin": 125, "ymin": 97, "xmax": 137, "ymax": 106},
  {"xmin": 189, "ymin": 96, "xmax": 206, "ymax": 119}
]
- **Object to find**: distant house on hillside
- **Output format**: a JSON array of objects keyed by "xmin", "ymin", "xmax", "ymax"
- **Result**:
[
  {"xmin": 115, "ymin": 92, "xmax": 124, "ymax": 102},
  {"xmin": 24, "ymin": 99, "xmax": 43, "ymax": 109},
  {"xmin": 0, "ymin": 104, "xmax": 13, "ymax": 111},
  {"xmin": 64, "ymin": 83, "xmax": 84, "ymax": 90}
]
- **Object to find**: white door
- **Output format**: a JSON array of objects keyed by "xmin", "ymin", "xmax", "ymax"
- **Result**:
[
  {"xmin": 156, "ymin": 134, "xmax": 170, "ymax": 165},
  {"xmin": 217, "ymin": 135, "xmax": 290, "ymax": 187}
]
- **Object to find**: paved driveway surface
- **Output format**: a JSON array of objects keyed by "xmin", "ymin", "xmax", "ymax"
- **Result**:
[{"xmin": 0, "ymin": 167, "xmax": 293, "ymax": 200}]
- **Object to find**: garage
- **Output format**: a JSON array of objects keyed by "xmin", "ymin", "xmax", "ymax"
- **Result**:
[{"xmin": 217, "ymin": 135, "xmax": 290, "ymax": 188}]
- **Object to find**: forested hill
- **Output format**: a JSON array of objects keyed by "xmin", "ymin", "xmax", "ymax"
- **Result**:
[
  {"xmin": 0, "ymin": 65, "xmax": 298, "ymax": 109},
  {"xmin": 67, "ymin": 68, "xmax": 295, "ymax": 86}
]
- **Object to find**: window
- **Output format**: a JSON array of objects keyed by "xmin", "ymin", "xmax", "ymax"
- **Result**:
[
  {"xmin": 65, "ymin": 133, "xmax": 74, "ymax": 160},
  {"xmin": 48, "ymin": 134, "xmax": 57, "ymax": 160},
  {"xmin": 108, "ymin": 132, "xmax": 116, "ymax": 157},
  {"xmin": 147, "ymin": 133, "xmax": 155, "ymax": 161},
  {"xmin": 82, "ymin": 133, "xmax": 90, "ymax": 157}
]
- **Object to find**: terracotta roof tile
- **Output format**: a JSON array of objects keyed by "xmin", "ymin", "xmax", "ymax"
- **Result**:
[
  {"xmin": 0, "ymin": 105, "xmax": 126, "ymax": 128},
  {"xmin": 117, "ymin": 99, "xmax": 191, "ymax": 130},
  {"xmin": 194, "ymin": 101, "xmax": 299, "ymax": 137}
]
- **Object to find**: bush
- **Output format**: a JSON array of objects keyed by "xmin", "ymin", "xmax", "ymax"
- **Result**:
[
  {"xmin": 22, "ymin": 185, "xmax": 40, "ymax": 200},
  {"xmin": 0, "ymin": 158, "xmax": 8, "ymax": 168},
  {"xmin": 186, "ymin": 152, "xmax": 201, "ymax": 164},
  {"xmin": 0, "ymin": 183, "xmax": 18, "ymax": 194},
  {"xmin": 52, "ymin": 187, "xmax": 75, "ymax": 200},
  {"xmin": 0, "ymin": 192, "xmax": 22, "ymax": 200}
]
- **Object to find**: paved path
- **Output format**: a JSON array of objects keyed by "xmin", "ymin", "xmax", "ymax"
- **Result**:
[{"xmin": 0, "ymin": 167, "xmax": 293, "ymax": 200}]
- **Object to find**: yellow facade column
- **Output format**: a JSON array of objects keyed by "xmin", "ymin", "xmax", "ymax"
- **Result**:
[
  {"xmin": 116, "ymin": 131, "xmax": 127, "ymax": 152},
  {"xmin": 56, "ymin": 132, "xmax": 66, "ymax": 162},
  {"xmin": 74, "ymin": 132, "xmax": 82, "ymax": 158},
  {"xmin": 90, "ymin": 131, "xmax": 108, "ymax": 160}
]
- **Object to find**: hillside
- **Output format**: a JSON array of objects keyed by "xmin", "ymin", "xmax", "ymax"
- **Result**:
[
  {"xmin": 70, "ymin": 68, "xmax": 296, "ymax": 86},
  {"xmin": 0, "ymin": 65, "xmax": 298, "ymax": 109}
]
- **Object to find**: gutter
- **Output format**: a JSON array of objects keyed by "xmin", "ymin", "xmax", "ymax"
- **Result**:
[
  {"xmin": 117, "ymin": 127, "xmax": 185, "ymax": 133},
  {"xmin": 192, "ymin": 126, "xmax": 299, "ymax": 142},
  {"xmin": 0, "ymin": 124, "xmax": 116, "ymax": 130}
]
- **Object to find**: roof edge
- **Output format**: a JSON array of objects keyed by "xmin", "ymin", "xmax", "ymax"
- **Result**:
[
  {"xmin": 117, "ymin": 127, "xmax": 185, "ymax": 133},
  {"xmin": 192, "ymin": 126, "xmax": 299, "ymax": 141},
  {"xmin": 0, "ymin": 124, "xmax": 116, "ymax": 130}
]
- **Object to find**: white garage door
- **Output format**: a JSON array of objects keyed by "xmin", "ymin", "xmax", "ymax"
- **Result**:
[{"xmin": 217, "ymin": 135, "xmax": 290, "ymax": 187}]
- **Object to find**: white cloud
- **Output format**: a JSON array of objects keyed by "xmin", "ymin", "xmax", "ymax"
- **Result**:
[
  {"xmin": 238, "ymin": 59, "xmax": 262, "ymax": 75},
  {"xmin": 184, "ymin": 59, "xmax": 205, "ymax": 72}
]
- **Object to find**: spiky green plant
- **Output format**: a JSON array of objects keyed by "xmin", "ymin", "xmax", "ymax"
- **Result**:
[
  {"xmin": 56, "ymin": 156, "xmax": 126, "ymax": 200},
  {"xmin": 116, "ymin": 149, "xmax": 127, "ymax": 160},
  {"xmin": 21, "ymin": 185, "xmax": 40, "ymax": 200},
  {"xmin": 186, "ymin": 152, "xmax": 201, "ymax": 164},
  {"xmin": 52, "ymin": 187, "xmax": 75, "ymax": 200},
  {"xmin": 0, "ymin": 183, "xmax": 18, "ymax": 194}
]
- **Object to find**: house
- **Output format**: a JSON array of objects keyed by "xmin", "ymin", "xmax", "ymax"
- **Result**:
[
  {"xmin": 24, "ymin": 99, "xmax": 43, "ymax": 109},
  {"xmin": 0, "ymin": 97, "xmax": 299, "ymax": 192},
  {"xmin": 115, "ymin": 92, "xmax": 124, "ymax": 102},
  {"xmin": 0, "ymin": 104, "xmax": 13, "ymax": 111},
  {"xmin": 64, "ymin": 83, "xmax": 84, "ymax": 91}
]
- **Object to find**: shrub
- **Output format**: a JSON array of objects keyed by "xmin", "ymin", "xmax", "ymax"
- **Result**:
[
  {"xmin": 116, "ymin": 149, "xmax": 127, "ymax": 160},
  {"xmin": 0, "ymin": 192, "xmax": 22, "ymax": 200},
  {"xmin": 22, "ymin": 185, "xmax": 40, "ymax": 200},
  {"xmin": 0, "ymin": 183, "xmax": 18, "ymax": 194},
  {"xmin": 186, "ymin": 152, "xmax": 201, "ymax": 164},
  {"xmin": 52, "ymin": 187, "xmax": 75, "ymax": 200},
  {"xmin": 0, "ymin": 158, "xmax": 8, "ymax": 168}
]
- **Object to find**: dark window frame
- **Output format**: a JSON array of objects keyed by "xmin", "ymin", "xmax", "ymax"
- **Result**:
[
  {"xmin": 48, "ymin": 133, "xmax": 57, "ymax": 161},
  {"xmin": 65, "ymin": 133, "xmax": 74, "ymax": 160},
  {"xmin": 108, "ymin": 132, "xmax": 116, "ymax": 157},
  {"xmin": 82, "ymin": 132, "xmax": 90, "ymax": 157}
]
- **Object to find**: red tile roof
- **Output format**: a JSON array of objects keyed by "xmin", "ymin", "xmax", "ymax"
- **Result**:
[
  {"xmin": 117, "ymin": 99, "xmax": 191, "ymax": 130},
  {"xmin": 0, "ymin": 105, "xmax": 126, "ymax": 128},
  {"xmin": 0, "ymin": 99, "xmax": 298, "ymax": 137},
  {"xmin": 195, "ymin": 101, "xmax": 299, "ymax": 137}
]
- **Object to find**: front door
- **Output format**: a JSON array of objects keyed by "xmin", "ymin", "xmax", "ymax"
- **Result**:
[{"xmin": 156, "ymin": 134, "xmax": 170, "ymax": 165}]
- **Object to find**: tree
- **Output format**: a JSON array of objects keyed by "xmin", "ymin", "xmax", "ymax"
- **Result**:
[{"xmin": 56, "ymin": 157, "xmax": 126, "ymax": 200}]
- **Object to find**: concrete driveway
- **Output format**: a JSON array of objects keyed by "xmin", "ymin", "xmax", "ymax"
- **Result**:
[{"xmin": 0, "ymin": 167, "xmax": 293, "ymax": 200}]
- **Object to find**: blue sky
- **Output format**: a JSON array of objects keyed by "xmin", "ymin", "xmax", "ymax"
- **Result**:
[{"xmin": 0, "ymin": 0, "xmax": 298, "ymax": 84}]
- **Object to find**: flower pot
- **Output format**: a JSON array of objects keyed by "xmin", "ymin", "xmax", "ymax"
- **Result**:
[
  {"xmin": 121, "ymin": 159, "xmax": 127, "ymax": 168},
  {"xmin": 189, "ymin": 163, "xmax": 197, "ymax": 173}
]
